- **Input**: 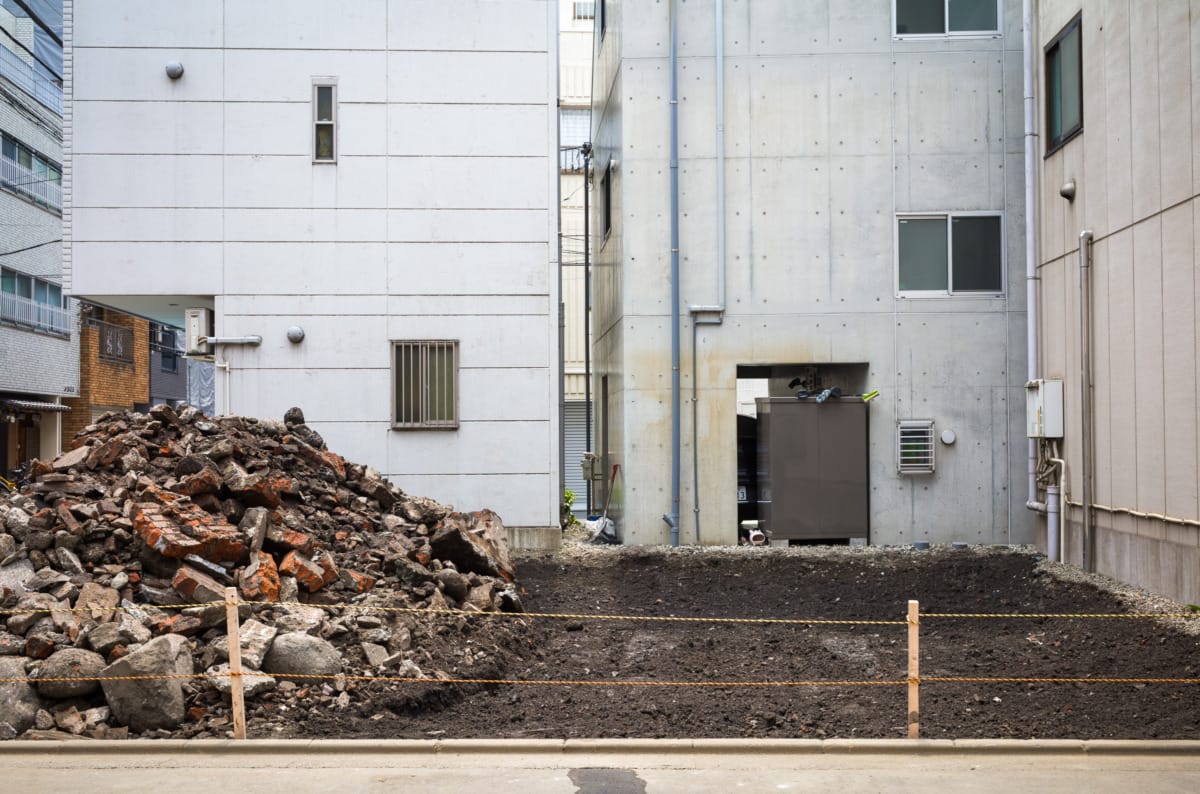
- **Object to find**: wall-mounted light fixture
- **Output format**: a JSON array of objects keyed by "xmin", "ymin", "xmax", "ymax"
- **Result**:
[{"xmin": 165, "ymin": 61, "xmax": 185, "ymax": 79}]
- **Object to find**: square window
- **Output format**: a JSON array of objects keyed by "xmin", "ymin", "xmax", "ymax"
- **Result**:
[
  {"xmin": 898, "ymin": 420, "xmax": 936, "ymax": 474},
  {"xmin": 898, "ymin": 213, "xmax": 1004, "ymax": 295},
  {"xmin": 392, "ymin": 340, "xmax": 459, "ymax": 429},
  {"xmin": 1046, "ymin": 15, "xmax": 1082, "ymax": 152},
  {"xmin": 574, "ymin": 1, "xmax": 595, "ymax": 20},
  {"xmin": 896, "ymin": 0, "xmax": 999, "ymax": 36},
  {"xmin": 313, "ymin": 81, "xmax": 337, "ymax": 162}
]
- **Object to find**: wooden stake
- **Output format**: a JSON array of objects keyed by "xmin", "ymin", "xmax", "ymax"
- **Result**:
[
  {"xmin": 907, "ymin": 599, "xmax": 919, "ymax": 739},
  {"xmin": 225, "ymin": 586, "xmax": 247, "ymax": 740}
]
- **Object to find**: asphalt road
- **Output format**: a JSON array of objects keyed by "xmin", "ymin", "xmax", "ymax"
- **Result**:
[{"xmin": 3, "ymin": 739, "xmax": 1200, "ymax": 793}]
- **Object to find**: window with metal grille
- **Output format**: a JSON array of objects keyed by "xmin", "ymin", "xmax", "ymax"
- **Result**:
[
  {"xmin": 897, "ymin": 420, "xmax": 935, "ymax": 474},
  {"xmin": 392, "ymin": 340, "xmax": 459, "ymax": 429},
  {"xmin": 573, "ymin": 1, "xmax": 595, "ymax": 20}
]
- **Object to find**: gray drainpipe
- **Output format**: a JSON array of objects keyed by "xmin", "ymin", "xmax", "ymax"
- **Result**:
[
  {"xmin": 1079, "ymin": 230, "xmax": 1094, "ymax": 572},
  {"xmin": 664, "ymin": 0, "xmax": 681, "ymax": 546}
]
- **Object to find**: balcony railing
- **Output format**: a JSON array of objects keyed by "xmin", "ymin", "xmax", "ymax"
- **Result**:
[
  {"xmin": 0, "ymin": 291, "xmax": 71, "ymax": 335},
  {"xmin": 0, "ymin": 154, "xmax": 61, "ymax": 212},
  {"xmin": 0, "ymin": 44, "xmax": 62, "ymax": 115}
]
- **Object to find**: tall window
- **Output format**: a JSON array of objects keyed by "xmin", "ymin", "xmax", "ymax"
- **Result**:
[
  {"xmin": 897, "ymin": 213, "xmax": 1004, "ymax": 295},
  {"xmin": 157, "ymin": 326, "xmax": 179, "ymax": 373},
  {"xmin": 895, "ymin": 0, "xmax": 999, "ymax": 36},
  {"xmin": 313, "ymin": 80, "xmax": 337, "ymax": 162},
  {"xmin": 599, "ymin": 0, "xmax": 607, "ymax": 39},
  {"xmin": 1045, "ymin": 14, "xmax": 1082, "ymax": 153},
  {"xmin": 601, "ymin": 161, "xmax": 612, "ymax": 239},
  {"xmin": 392, "ymin": 340, "xmax": 459, "ymax": 429}
]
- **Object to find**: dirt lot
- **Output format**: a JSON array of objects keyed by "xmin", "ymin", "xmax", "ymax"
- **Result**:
[{"xmin": 273, "ymin": 544, "xmax": 1200, "ymax": 741}]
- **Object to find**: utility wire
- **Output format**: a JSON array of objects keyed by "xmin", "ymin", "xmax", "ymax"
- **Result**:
[{"xmin": 0, "ymin": 237, "xmax": 60, "ymax": 256}]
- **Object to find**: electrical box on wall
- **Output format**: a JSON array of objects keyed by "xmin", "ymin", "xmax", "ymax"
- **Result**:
[
  {"xmin": 185, "ymin": 308, "xmax": 213, "ymax": 356},
  {"xmin": 1026, "ymin": 379, "xmax": 1064, "ymax": 438}
]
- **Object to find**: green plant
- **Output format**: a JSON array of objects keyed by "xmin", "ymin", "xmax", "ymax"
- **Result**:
[{"xmin": 560, "ymin": 489, "xmax": 581, "ymax": 529}]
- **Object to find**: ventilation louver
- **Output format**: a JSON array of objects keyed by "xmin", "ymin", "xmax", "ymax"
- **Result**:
[{"xmin": 898, "ymin": 420, "xmax": 935, "ymax": 474}]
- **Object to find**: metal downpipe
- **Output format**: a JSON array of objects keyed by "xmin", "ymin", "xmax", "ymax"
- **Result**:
[
  {"xmin": 1022, "ymin": 0, "xmax": 1041, "ymax": 517},
  {"xmin": 1079, "ymin": 230, "xmax": 1094, "ymax": 572},
  {"xmin": 665, "ymin": 0, "xmax": 681, "ymax": 546}
]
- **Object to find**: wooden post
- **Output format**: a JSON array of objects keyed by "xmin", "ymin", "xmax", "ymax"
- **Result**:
[
  {"xmin": 907, "ymin": 599, "xmax": 919, "ymax": 739},
  {"xmin": 225, "ymin": 587, "xmax": 247, "ymax": 740}
]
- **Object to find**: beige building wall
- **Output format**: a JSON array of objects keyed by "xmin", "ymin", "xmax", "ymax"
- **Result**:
[{"xmin": 1036, "ymin": 0, "xmax": 1200, "ymax": 603}]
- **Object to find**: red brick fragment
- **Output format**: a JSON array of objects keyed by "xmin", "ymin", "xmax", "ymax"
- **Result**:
[
  {"xmin": 278, "ymin": 551, "xmax": 328, "ymax": 593},
  {"xmin": 171, "ymin": 564, "xmax": 227, "ymax": 603},
  {"xmin": 174, "ymin": 466, "xmax": 222, "ymax": 497},
  {"xmin": 347, "ymin": 571, "xmax": 375, "ymax": 593},
  {"xmin": 131, "ymin": 501, "xmax": 246, "ymax": 563},
  {"xmin": 239, "ymin": 552, "xmax": 281, "ymax": 602},
  {"xmin": 187, "ymin": 706, "xmax": 208, "ymax": 722},
  {"xmin": 25, "ymin": 635, "xmax": 56, "ymax": 659}
]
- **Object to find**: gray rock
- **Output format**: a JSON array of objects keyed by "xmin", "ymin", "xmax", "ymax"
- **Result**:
[
  {"xmin": 205, "ymin": 663, "xmax": 276, "ymax": 697},
  {"xmin": 0, "ymin": 558, "xmax": 34, "ymax": 595},
  {"xmin": 37, "ymin": 648, "xmax": 106, "ymax": 699},
  {"xmin": 51, "ymin": 445, "xmax": 90, "ymax": 471},
  {"xmin": 55, "ymin": 548, "xmax": 85, "ymax": 576},
  {"xmin": 361, "ymin": 642, "xmax": 389, "ymax": 668},
  {"xmin": 6, "ymin": 593, "xmax": 59, "ymax": 635},
  {"xmin": 85, "ymin": 622, "xmax": 124, "ymax": 656},
  {"xmin": 0, "ymin": 631, "xmax": 23, "ymax": 655},
  {"xmin": 0, "ymin": 657, "xmax": 38, "ymax": 734},
  {"xmin": 0, "ymin": 721, "xmax": 16, "ymax": 740},
  {"xmin": 23, "ymin": 567, "xmax": 69, "ymax": 593},
  {"xmin": 272, "ymin": 604, "xmax": 324, "ymax": 635},
  {"xmin": 34, "ymin": 708, "xmax": 54, "ymax": 730},
  {"xmin": 99, "ymin": 635, "xmax": 193, "ymax": 733},
  {"xmin": 262, "ymin": 632, "xmax": 342, "ymax": 680},
  {"xmin": 0, "ymin": 533, "xmax": 15, "ymax": 559}
]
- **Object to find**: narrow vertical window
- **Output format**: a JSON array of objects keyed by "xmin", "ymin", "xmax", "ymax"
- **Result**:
[
  {"xmin": 1045, "ymin": 15, "xmax": 1082, "ymax": 152},
  {"xmin": 313, "ymin": 80, "xmax": 337, "ymax": 162},
  {"xmin": 601, "ymin": 161, "xmax": 612, "ymax": 239}
]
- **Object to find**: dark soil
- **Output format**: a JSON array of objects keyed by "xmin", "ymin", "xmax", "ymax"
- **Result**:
[{"xmin": 272, "ymin": 547, "xmax": 1200, "ymax": 740}]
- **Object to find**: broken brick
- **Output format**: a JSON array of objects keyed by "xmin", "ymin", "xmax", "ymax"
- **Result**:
[
  {"xmin": 171, "ymin": 564, "xmax": 227, "ymax": 603},
  {"xmin": 278, "ymin": 551, "xmax": 329, "ymax": 593},
  {"xmin": 174, "ymin": 466, "xmax": 223, "ymax": 497},
  {"xmin": 239, "ymin": 552, "xmax": 281, "ymax": 602}
]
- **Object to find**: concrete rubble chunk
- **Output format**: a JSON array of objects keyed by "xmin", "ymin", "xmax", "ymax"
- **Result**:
[
  {"xmin": 0, "ymin": 657, "xmax": 39, "ymax": 735},
  {"xmin": 211, "ymin": 618, "xmax": 277, "ymax": 670},
  {"xmin": 205, "ymin": 663, "xmax": 276, "ymax": 696},
  {"xmin": 51, "ymin": 446, "xmax": 91, "ymax": 472},
  {"xmin": 36, "ymin": 648, "xmax": 106, "ymax": 699},
  {"xmin": 430, "ymin": 522, "xmax": 515, "ymax": 583},
  {"xmin": 7, "ymin": 593, "xmax": 59, "ymax": 635},
  {"xmin": 76, "ymin": 582, "xmax": 121, "ymax": 623},
  {"xmin": 22, "ymin": 567, "xmax": 69, "ymax": 593},
  {"xmin": 100, "ymin": 634, "xmax": 194, "ymax": 733},
  {"xmin": 0, "ymin": 558, "xmax": 34, "ymax": 595}
]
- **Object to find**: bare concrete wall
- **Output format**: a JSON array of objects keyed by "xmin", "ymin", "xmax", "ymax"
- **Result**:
[{"xmin": 594, "ymin": 0, "xmax": 1033, "ymax": 545}]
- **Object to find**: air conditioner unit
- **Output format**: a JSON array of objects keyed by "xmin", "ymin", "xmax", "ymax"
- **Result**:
[{"xmin": 185, "ymin": 308, "xmax": 213, "ymax": 356}]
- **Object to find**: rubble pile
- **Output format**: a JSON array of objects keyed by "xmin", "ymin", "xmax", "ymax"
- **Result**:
[{"xmin": 0, "ymin": 404, "xmax": 522, "ymax": 739}]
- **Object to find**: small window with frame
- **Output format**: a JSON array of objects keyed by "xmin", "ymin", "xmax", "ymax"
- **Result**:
[
  {"xmin": 1045, "ymin": 14, "xmax": 1082, "ymax": 153},
  {"xmin": 895, "ymin": 0, "xmax": 1000, "ymax": 37},
  {"xmin": 897, "ymin": 213, "xmax": 1004, "ymax": 296},
  {"xmin": 392, "ymin": 340, "xmax": 459, "ymax": 430},
  {"xmin": 313, "ymin": 79, "xmax": 337, "ymax": 163}
]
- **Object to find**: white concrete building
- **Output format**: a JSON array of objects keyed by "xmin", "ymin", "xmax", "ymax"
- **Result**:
[
  {"xmin": 1033, "ymin": 1, "xmax": 1200, "ymax": 604},
  {"xmin": 591, "ymin": 0, "xmax": 1033, "ymax": 545},
  {"xmin": 64, "ymin": 0, "xmax": 560, "ymax": 530},
  {"xmin": 0, "ymin": 0, "xmax": 74, "ymax": 474}
]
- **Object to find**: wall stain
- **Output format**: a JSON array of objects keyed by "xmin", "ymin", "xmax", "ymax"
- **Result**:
[{"xmin": 568, "ymin": 767, "xmax": 647, "ymax": 794}]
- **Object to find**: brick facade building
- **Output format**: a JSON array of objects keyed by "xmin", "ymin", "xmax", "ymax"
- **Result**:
[{"xmin": 62, "ymin": 306, "xmax": 149, "ymax": 443}]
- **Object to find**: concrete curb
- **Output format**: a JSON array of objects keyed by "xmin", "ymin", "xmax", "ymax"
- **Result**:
[{"xmin": 2, "ymin": 738, "xmax": 1199, "ymax": 756}]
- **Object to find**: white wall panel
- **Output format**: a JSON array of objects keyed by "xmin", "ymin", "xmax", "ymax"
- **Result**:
[
  {"xmin": 386, "ymin": 0, "xmax": 549, "ymax": 52},
  {"xmin": 387, "ymin": 52, "xmax": 549, "ymax": 104},
  {"xmin": 72, "ymin": 154, "xmax": 224, "ymax": 208},
  {"xmin": 72, "ymin": 209, "xmax": 224, "ymax": 242},
  {"xmin": 224, "ymin": 0, "xmax": 387, "ymax": 50},
  {"xmin": 386, "ymin": 157, "xmax": 548, "ymax": 209},
  {"xmin": 223, "ymin": 209, "xmax": 388, "ymax": 242},
  {"xmin": 72, "ymin": 101, "xmax": 222, "ymax": 155},
  {"xmin": 73, "ymin": 0, "xmax": 223, "ymax": 47},
  {"xmin": 223, "ymin": 50, "xmax": 389, "ymax": 103},
  {"xmin": 229, "ymin": 366, "xmax": 391, "ymax": 424},
  {"xmin": 388, "ymin": 104, "xmax": 549, "ymax": 156},
  {"xmin": 70, "ymin": 242, "xmax": 223, "ymax": 295},
  {"xmin": 222, "ymin": 242, "xmax": 388, "ymax": 295},
  {"xmin": 385, "ymin": 315, "xmax": 550, "ymax": 368},
  {"xmin": 222, "ymin": 155, "xmax": 388, "ymax": 209},
  {"xmin": 72, "ymin": 49, "xmax": 226, "ymax": 102},
  {"xmin": 386, "ymin": 209, "xmax": 548, "ymax": 242},
  {"xmin": 387, "ymin": 243, "xmax": 550, "ymax": 294},
  {"xmin": 385, "ymin": 421, "xmax": 549, "ymax": 475}
]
